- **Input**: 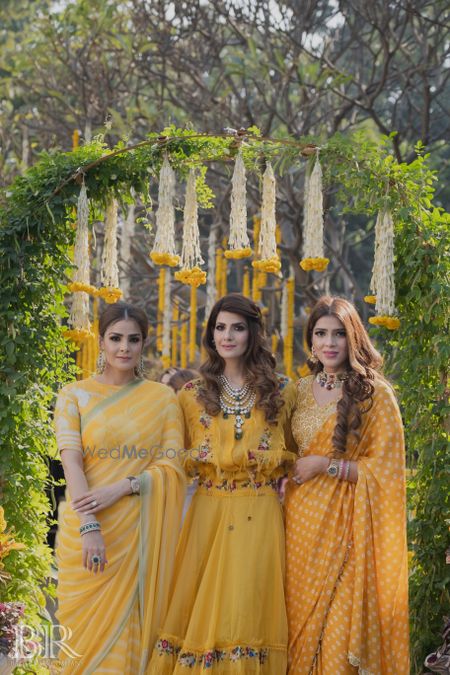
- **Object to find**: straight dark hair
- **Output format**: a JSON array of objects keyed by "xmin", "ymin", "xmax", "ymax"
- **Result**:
[{"xmin": 99, "ymin": 302, "xmax": 148, "ymax": 340}]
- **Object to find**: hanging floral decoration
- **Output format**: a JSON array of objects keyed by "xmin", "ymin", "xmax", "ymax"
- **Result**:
[
  {"xmin": 368, "ymin": 207, "xmax": 400, "ymax": 329},
  {"xmin": 299, "ymin": 150, "xmax": 329, "ymax": 272},
  {"xmin": 175, "ymin": 168, "xmax": 206, "ymax": 287},
  {"xmin": 205, "ymin": 228, "xmax": 217, "ymax": 319},
  {"xmin": 364, "ymin": 295, "xmax": 377, "ymax": 305},
  {"xmin": 252, "ymin": 162, "xmax": 281, "ymax": 274},
  {"xmin": 64, "ymin": 181, "xmax": 94, "ymax": 342},
  {"xmin": 224, "ymin": 150, "xmax": 252, "ymax": 259},
  {"xmin": 97, "ymin": 198, "xmax": 123, "ymax": 303},
  {"xmin": 150, "ymin": 156, "xmax": 180, "ymax": 267},
  {"xmin": 161, "ymin": 269, "xmax": 172, "ymax": 368}
]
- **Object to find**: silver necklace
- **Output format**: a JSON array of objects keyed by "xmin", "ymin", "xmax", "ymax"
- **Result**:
[
  {"xmin": 219, "ymin": 374, "xmax": 256, "ymax": 440},
  {"xmin": 316, "ymin": 370, "xmax": 348, "ymax": 390}
]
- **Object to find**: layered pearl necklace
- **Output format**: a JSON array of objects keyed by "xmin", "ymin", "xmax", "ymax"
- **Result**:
[
  {"xmin": 219, "ymin": 374, "xmax": 256, "ymax": 440},
  {"xmin": 316, "ymin": 370, "xmax": 348, "ymax": 390}
]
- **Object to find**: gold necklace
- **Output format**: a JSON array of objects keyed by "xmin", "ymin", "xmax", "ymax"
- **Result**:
[{"xmin": 315, "ymin": 370, "xmax": 348, "ymax": 390}]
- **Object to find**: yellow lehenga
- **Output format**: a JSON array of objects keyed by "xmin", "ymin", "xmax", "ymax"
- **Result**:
[
  {"xmin": 285, "ymin": 376, "xmax": 409, "ymax": 675},
  {"xmin": 148, "ymin": 376, "xmax": 297, "ymax": 674},
  {"xmin": 54, "ymin": 377, "xmax": 185, "ymax": 674}
]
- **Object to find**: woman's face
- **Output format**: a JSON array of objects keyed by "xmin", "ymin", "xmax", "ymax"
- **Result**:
[
  {"xmin": 100, "ymin": 319, "xmax": 143, "ymax": 373},
  {"xmin": 213, "ymin": 311, "xmax": 249, "ymax": 361},
  {"xmin": 311, "ymin": 315, "xmax": 348, "ymax": 373}
]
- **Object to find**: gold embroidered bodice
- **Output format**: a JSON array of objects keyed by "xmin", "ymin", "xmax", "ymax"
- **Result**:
[{"xmin": 291, "ymin": 376, "xmax": 338, "ymax": 456}]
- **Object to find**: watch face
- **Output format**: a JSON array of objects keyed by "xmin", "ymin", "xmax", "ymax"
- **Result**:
[
  {"xmin": 131, "ymin": 478, "xmax": 140, "ymax": 494},
  {"xmin": 328, "ymin": 465, "xmax": 338, "ymax": 477}
]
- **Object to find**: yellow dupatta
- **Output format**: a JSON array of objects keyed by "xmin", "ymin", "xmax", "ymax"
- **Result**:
[
  {"xmin": 285, "ymin": 378, "xmax": 409, "ymax": 674},
  {"xmin": 55, "ymin": 378, "xmax": 186, "ymax": 674}
]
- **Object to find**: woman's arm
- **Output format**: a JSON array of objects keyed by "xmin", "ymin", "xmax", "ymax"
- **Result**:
[{"xmin": 292, "ymin": 455, "xmax": 358, "ymax": 484}]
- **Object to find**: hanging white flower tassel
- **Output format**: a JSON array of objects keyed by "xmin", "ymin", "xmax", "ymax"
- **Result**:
[
  {"xmin": 299, "ymin": 150, "xmax": 329, "ymax": 272},
  {"xmin": 205, "ymin": 228, "xmax": 217, "ymax": 319},
  {"xmin": 368, "ymin": 207, "xmax": 400, "ymax": 329},
  {"xmin": 161, "ymin": 269, "xmax": 172, "ymax": 368},
  {"xmin": 150, "ymin": 156, "xmax": 180, "ymax": 267},
  {"xmin": 175, "ymin": 168, "xmax": 206, "ymax": 287},
  {"xmin": 120, "ymin": 196, "xmax": 135, "ymax": 300},
  {"xmin": 252, "ymin": 162, "xmax": 281, "ymax": 274},
  {"xmin": 65, "ymin": 181, "xmax": 94, "ymax": 342},
  {"xmin": 225, "ymin": 150, "xmax": 252, "ymax": 260},
  {"xmin": 98, "ymin": 198, "xmax": 123, "ymax": 303}
]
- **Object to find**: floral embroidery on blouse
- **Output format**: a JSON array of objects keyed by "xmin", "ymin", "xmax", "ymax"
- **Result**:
[
  {"xmin": 155, "ymin": 638, "xmax": 269, "ymax": 667},
  {"xmin": 199, "ymin": 412, "xmax": 212, "ymax": 429},
  {"xmin": 198, "ymin": 476, "xmax": 279, "ymax": 492}
]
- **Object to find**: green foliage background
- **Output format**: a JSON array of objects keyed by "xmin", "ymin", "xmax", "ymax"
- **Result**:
[{"xmin": 0, "ymin": 129, "xmax": 448, "ymax": 673}]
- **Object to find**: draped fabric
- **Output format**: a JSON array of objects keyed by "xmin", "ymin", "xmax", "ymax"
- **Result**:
[
  {"xmin": 149, "ymin": 375, "xmax": 297, "ymax": 673},
  {"xmin": 285, "ymin": 376, "xmax": 409, "ymax": 675},
  {"xmin": 54, "ymin": 377, "xmax": 186, "ymax": 674}
]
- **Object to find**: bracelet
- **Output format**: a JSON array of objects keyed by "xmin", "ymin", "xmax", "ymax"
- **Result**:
[
  {"xmin": 79, "ymin": 521, "xmax": 101, "ymax": 536},
  {"xmin": 345, "ymin": 460, "xmax": 351, "ymax": 481},
  {"xmin": 338, "ymin": 460, "xmax": 345, "ymax": 480}
]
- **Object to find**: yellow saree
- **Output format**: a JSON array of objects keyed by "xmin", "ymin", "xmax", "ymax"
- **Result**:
[
  {"xmin": 285, "ymin": 376, "xmax": 409, "ymax": 675},
  {"xmin": 54, "ymin": 377, "xmax": 185, "ymax": 674}
]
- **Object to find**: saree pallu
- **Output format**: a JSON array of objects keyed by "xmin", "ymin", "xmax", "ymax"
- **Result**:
[
  {"xmin": 54, "ymin": 378, "xmax": 186, "ymax": 674},
  {"xmin": 285, "ymin": 377, "xmax": 409, "ymax": 675}
]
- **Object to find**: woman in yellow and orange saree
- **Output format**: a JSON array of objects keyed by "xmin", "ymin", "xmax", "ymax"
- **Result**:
[
  {"xmin": 285, "ymin": 297, "xmax": 409, "ymax": 675},
  {"xmin": 54, "ymin": 303, "xmax": 185, "ymax": 674}
]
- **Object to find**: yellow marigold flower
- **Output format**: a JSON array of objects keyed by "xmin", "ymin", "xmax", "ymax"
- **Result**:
[
  {"xmin": 299, "ymin": 257, "xmax": 330, "ymax": 272},
  {"xmin": 63, "ymin": 328, "xmax": 93, "ymax": 343},
  {"xmin": 0, "ymin": 507, "xmax": 26, "ymax": 562},
  {"xmin": 368, "ymin": 316, "xmax": 400, "ymax": 330},
  {"xmin": 174, "ymin": 267, "xmax": 207, "ymax": 288},
  {"xmin": 252, "ymin": 257, "xmax": 282, "ymax": 273},
  {"xmin": 68, "ymin": 282, "xmax": 98, "ymax": 296},
  {"xmin": 364, "ymin": 295, "xmax": 377, "ymax": 305},
  {"xmin": 150, "ymin": 251, "xmax": 180, "ymax": 267},
  {"xmin": 97, "ymin": 287, "xmax": 123, "ymax": 304},
  {"xmin": 223, "ymin": 247, "xmax": 253, "ymax": 260}
]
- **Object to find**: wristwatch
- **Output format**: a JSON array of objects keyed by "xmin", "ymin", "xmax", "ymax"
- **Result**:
[
  {"xmin": 326, "ymin": 459, "xmax": 339, "ymax": 479},
  {"xmin": 126, "ymin": 475, "xmax": 140, "ymax": 495}
]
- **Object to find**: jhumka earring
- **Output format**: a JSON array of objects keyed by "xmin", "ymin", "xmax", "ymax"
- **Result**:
[
  {"xmin": 96, "ymin": 350, "xmax": 106, "ymax": 374},
  {"xmin": 135, "ymin": 353, "xmax": 145, "ymax": 377},
  {"xmin": 310, "ymin": 346, "xmax": 318, "ymax": 364}
]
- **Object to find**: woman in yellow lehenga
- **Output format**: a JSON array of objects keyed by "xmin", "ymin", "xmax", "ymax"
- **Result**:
[
  {"xmin": 285, "ymin": 296, "xmax": 409, "ymax": 675},
  {"xmin": 149, "ymin": 294, "xmax": 297, "ymax": 673},
  {"xmin": 54, "ymin": 302, "xmax": 185, "ymax": 674}
]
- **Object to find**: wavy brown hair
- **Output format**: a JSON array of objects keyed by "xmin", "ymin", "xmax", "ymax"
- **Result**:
[
  {"xmin": 306, "ymin": 296, "xmax": 384, "ymax": 454},
  {"xmin": 198, "ymin": 293, "xmax": 283, "ymax": 423}
]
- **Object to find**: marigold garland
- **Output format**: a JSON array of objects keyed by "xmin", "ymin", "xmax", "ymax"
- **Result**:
[
  {"xmin": 252, "ymin": 257, "xmax": 281, "ymax": 273},
  {"xmin": 299, "ymin": 256, "xmax": 330, "ymax": 272},
  {"xmin": 63, "ymin": 327, "xmax": 93, "ymax": 343},
  {"xmin": 150, "ymin": 251, "xmax": 180, "ymax": 267},
  {"xmin": 364, "ymin": 295, "xmax": 377, "ymax": 304},
  {"xmin": 96, "ymin": 286, "xmax": 123, "ymax": 304},
  {"xmin": 224, "ymin": 247, "xmax": 252, "ymax": 260},
  {"xmin": 68, "ymin": 281, "xmax": 97, "ymax": 295},
  {"xmin": 368, "ymin": 315, "xmax": 401, "ymax": 330},
  {"xmin": 174, "ymin": 266, "xmax": 207, "ymax": 287}
]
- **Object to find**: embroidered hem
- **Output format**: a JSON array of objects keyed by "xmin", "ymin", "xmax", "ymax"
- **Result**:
[
  {"xmin": 348, "ymin": 652, "xmax": 374, "ymax": 675},
  {"xmin": 155, "ymin": 637, "xmax": 273, "ymax": 667}
]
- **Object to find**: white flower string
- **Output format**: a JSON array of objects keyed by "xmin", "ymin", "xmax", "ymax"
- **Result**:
[
  {"xmin": 300, "ymin": 149, "xmax": 329, "ymax": 272},
  {"xmin": 175, "ymin": 168, "xmax": 206, "ymax": 287},
  {"xmin": 225, "ymin": 150, "xmax": 252, "ymax": 259},
  {"xmin": 252, "ymin": 162, "xmax": 281, "ymax": 273},
  {"xmin": 205, "ymin": 227, "xmax": 217, "ymax": 319},
  {"xmin": 98, "ymin": 198, "xmax": 122, "ymax": 303},
  {"xmin": 150, "ymin": 155, "xmax": 179, "ymax": 267},
  {"xmin": 368, "ymin": 206, "xmax": 400, "ymax": 329}
]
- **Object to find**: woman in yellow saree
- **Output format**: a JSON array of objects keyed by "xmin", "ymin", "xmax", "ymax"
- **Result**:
[
  {"xmin": 285, "ymin": 296, "xmax": 409, "ymax": 675},
  {"xmin": 54, "ymin": 303, "xmax": 185, "ymax": 674}
]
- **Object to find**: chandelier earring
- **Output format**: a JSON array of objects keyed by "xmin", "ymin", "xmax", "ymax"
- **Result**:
[
  {"xmin": 96, "ymin": 350, "xmax": 106, "ymax": 374},
  {"xmin": 135, "ymin": 352, "xmax": 145, "ymax": 378},
  {"xmin": 310, "ymin": 346, "xmax": 319, "ymax": 365}
]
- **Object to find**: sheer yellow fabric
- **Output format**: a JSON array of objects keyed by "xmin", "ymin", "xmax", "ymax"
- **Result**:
[
  {"xmin": 149, "ymin": 376, "xmax": 297, "ymax": 673},
  {"xmin": 54, "ymin": 377, "xmax": 186, "ymax": 674},
  {"xmin": 285, "ymin": 376, "xmax": 409, "ymax": 675}
]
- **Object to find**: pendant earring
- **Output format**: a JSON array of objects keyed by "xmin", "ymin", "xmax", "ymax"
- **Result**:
[
  {"xmin": 310, "ymin": 346, "xmax": 318, "ymax": 364},
  {"xmin": 135, "ymin": 353, "xmax": 145, "ymax": 377},
  {"xmin": 96, "ymin": 350, "xmax": 106, "ymax": 374}
]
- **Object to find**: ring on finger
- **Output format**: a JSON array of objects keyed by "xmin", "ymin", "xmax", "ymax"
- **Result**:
[
  {"xmin": 91, "ymin": 500, "xmax": 97, "ymax": 507},
  {"xmin": 91, "ymin": 554, "xmax": 102, "ymax": 565},
  {"xmin": 292, "ymin": 476, "xmax": 302, "ymax": 485}
]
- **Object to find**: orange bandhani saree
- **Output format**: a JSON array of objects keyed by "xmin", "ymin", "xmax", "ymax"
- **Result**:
[{"xmin": 285, "ymin": 376, "xmax": 409, "ymax": 675}]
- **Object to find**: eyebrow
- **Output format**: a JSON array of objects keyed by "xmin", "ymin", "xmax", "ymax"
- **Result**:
[
  {"xmin": 108, "ymin": 332, "xmax": 141, "ymax": 337},
  {"xmin": 215, "ymin": 322, "xmax": 247, "ymax": 327}
]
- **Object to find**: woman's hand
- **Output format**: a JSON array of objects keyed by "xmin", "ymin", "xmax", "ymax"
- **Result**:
[
  {"xmin": 82, "ymin": 531, "xmax": 107, "ymax": 573},
  {"xmin": 292, "ymin": 455, "xmax": 329, "ymax": 485},
  {"xmin": 72, "ymin": 479, "xmax": 130, "ymax": 515}
]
